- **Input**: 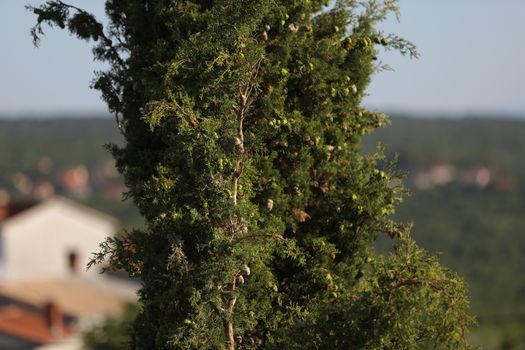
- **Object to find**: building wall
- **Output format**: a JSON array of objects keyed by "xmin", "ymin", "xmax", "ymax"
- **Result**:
[
  {"xmin": 0, "ymin": 233, "xmax": 5, "ymax": 280},
  {"xmin": 34, "ymin": 336, "xmax": 83, "ymax": 350},
  {"xmin": 1, "ymin": 199, "xmax": 116, "ymax": 282}
]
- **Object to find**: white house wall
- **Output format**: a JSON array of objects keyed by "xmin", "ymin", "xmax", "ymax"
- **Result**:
[
  {"xmin": 1, "ymin": 199, "xmax": 116, "ymax": 282},
  {"xmin": 34, "ymin": 336, "xmax": 83, "ymax": 350}
]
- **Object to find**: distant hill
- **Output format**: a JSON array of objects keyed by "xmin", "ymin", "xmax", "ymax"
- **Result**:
[
  {"xmin": 2, "ymin": 115, "xmax": 525, "ymax": 348},
  {"xmin": 0, "ymin": 118, "xmax": 141, "ymax": 227},
  {"xmin": 365, "ymin": 116, "xmax": 525, "ymax": 348},
  {"xmin": 365, "ymin": 116, "xmax": 525, "ymax": 177},
  {"xmin": 0, "ymin": 118, "xmax": 121, "ymax": 181}
]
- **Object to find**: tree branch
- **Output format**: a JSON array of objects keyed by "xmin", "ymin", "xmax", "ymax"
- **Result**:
[
  {"xmin": 226, "ymin": 275, "xmax": 237, "ymax": 350},
  {"xmin": 231, "ymin": 58, "xmax": 262, "ymax": 205},
  {"xmin": 226, "ymin": 57, "xmax": 262, "ymax": 350}
]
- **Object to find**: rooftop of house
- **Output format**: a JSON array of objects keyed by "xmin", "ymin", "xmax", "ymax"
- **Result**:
[
  {"xmin": 0, "ymin": 196, "xmax": 119, "ymax": 229},
  {"xmin": 0, "ymin": 200, "xmax": 38, "ymax": 223},
  {"xmin": 0, "ymin": 305, "xmax": 72, "ymax": 345},
  {"xmin": 0, "ymin": 279, "xmax": 136, "ymax": 319}
]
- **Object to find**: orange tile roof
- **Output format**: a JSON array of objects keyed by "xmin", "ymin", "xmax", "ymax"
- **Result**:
[
  {"xmin": 0, "ymin": 201, "xmax": 38, "ymax": 223},
  {"xmin": 0, "ymin": 279, "xmax": 132, "ymax": 318},
  {"xmin": 0, "ymin": 305, "xmax": 72, "ymax": 344}
]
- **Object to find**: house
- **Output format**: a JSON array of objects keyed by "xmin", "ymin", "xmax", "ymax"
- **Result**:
[
  {"xmin": 0, "ymin": 196, "xmax": 138, "ymax": 349},
  {"xmin": 0, "ymin": 196, "xmax": 117, "ymax": 282},
  {"xmin": 0, "ymin": 279, "xmax": 136, "ymax": 350},
  {"xmin": 0, "ymin": 302, "xmax": 74, "ymax": 350}
]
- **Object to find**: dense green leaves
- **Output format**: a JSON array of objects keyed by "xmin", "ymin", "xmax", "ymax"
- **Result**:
[
  {"xmin": 30, "ymin": 1, "xmax": 472, "ymax": 349},
  {"xmin": 84, "ymin": 304, "xmax": 138, "ymax": 350},
  {"xmin": 271, "ymin": 239, "xmax": 472, "ymax": 349}
]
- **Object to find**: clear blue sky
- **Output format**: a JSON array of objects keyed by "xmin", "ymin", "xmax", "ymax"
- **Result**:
[{"xmin": 1, "ymin": 1, "xmax": 524, "ymax": 117}]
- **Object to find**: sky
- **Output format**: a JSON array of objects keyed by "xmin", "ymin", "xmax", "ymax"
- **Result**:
[{"xmin": 1, "ymin": 0, "xmax": 524, "ymax": 117}]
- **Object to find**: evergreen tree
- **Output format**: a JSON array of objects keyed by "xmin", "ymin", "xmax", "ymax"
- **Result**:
[{"xmin": 29, "ymin": 1, "xmax": 473, "ymax": 349}]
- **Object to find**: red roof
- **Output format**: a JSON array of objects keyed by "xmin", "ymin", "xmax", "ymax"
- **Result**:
[
  {"xmin": 0, "ymin": 279, "xmax": 134, "ymax": 318},
  {"xmin": 0, "ymin": 305, "xmax": 72, "ymax": 344},
  {"xmin": 0, "ymin": 201, "xmax": 38, "ymax": 223}
]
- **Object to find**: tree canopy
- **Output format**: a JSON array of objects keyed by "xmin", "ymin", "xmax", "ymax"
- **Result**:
[{"xmin": 30, "ymin": 1, "xmax": 473, "ymax": 349}]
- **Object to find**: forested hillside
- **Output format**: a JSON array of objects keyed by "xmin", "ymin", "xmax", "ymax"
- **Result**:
[
  {"xmin": 0, "ymin": 118, "xmax": 142, "ymax": 227},
  {"xmin": 364, "ymin": 116, "xmax": 525, "ymax": 349},
  {"xmin": 1, "ymin": 116, "xmax": 524, "ymax": 348}
]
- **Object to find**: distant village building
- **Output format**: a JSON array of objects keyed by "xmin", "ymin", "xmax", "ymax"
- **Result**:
[
  {"xmin": 61, "ymin": 166, "xmax": 90, "ymax": 197},
  {"xmin": 413, "ymin": 164, "xmax": 456, "ymax": 190},
  {"xmin": 0, "ymin": 197, "xmax": 116, "ymax": 282},
  {"xmin": 0, "ymin": 197, "xmax": 138, "ymax": 350},
  {"xmin": 459, "ymin": 167, "xmax": 492, "ymax": 189},
  {"xmin": 411, "ymin": 164, "xmax": 502, "ymax": 191}
]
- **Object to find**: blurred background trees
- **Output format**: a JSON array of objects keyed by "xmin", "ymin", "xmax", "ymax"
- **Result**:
[{"xmin": 5, "ymin": 115, "xmax": 525, "ymax": 348}]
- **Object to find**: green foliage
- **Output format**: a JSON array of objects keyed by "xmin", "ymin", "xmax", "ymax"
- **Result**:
[
  {"xmin": 30, "ymin": 1, "xmax": 472, "ymax": 349},
  {"xmin": 271, "ymin": 238, "xmax": 472, "ymax": 350},
  {"xmin": 83, "ymin": 304, "xmax": 138, "ymax": 350}
]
